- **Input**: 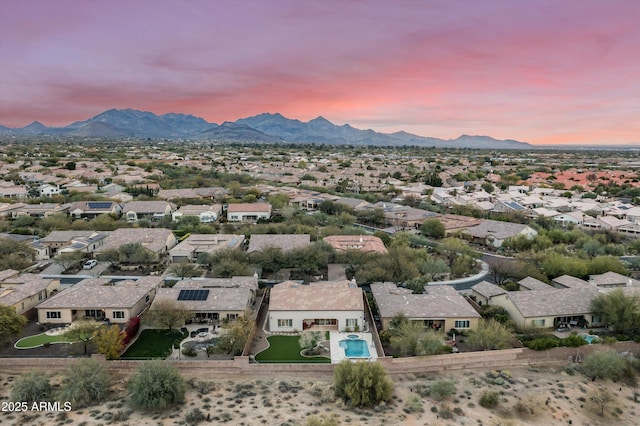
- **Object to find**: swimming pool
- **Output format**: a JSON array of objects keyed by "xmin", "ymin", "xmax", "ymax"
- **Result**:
[
  {"xmin": 339, "ymin": 338, "xmax": 370, "ymax": 358},
  {"xmin": 579, "ymin": 333, "xmax": 599, "ymax": 344}
]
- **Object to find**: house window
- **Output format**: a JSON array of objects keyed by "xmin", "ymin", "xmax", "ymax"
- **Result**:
[
  {"xmin": 112, "ymin": 311, "xmax": 125, "ymax": 319},
  {"xmin": 346, "ymin": 319, "xmax": 358, "ymax": 328},
  {"xmin": 532, "ymin": 319, "xmax": 546, "ymax": 327},
  {"xmin": 85, "ymin": 309, "xmax": 104, "ymax": 318},
  {"xmin": 38, "ymin": 291, "xmax": 43, "ymax": 301},
  {"xmin": 46, "ymin": 311, "xmax": 61, "ymax": 319},
  {"xmin": 591, "ymin": 315, "xmax": 601, "ymax": 324},
  {"xmin": 278, "ymin": 319, "xmax": 293, "ymax": 327},
  {"xmin": 454, "ymin": 320, "xmax": 470, "ymax": 329},
  {"xmin": 226, "ymin": 313, "xmax": 238, "ymax": 321},
  {"xmin": 145, "ymin": 294, "xmax": 150, "ymax": 303}
]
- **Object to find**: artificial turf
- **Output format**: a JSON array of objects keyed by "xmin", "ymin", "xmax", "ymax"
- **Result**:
[
  {"xmin": 255, "ymin": 335, "xmax": 331, "ymax": 363},
  {"xmin": 15, "ymin": 332, "xmax": 74, "ymax": 348},
  {"xmin": 121, "ymin": 329, "xmax": 187, "ymax": 359}
]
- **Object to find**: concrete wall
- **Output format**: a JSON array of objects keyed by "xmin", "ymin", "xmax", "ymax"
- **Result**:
[{"xmin": 3, "ymin": 342, "xmax": 638, "ymax": 378}]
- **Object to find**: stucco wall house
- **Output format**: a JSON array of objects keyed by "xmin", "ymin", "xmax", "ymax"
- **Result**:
[{"xmin": 268, "ymin": 280, "xmax": 364, "ymax": 332}]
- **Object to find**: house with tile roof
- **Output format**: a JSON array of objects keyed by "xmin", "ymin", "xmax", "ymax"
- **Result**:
[
  {"xmin": 247, "ymin": 234, "xmax": 311, "ymax": 253},
  {"xmin": 169, "ymin": 234, "xmax": 244, "ymax": 263},
  {"xmin": 172, "ymin": 204, "xmax": 222, "ymax": 223},
  {"xmin": 227, "ymin": 203, "xmax": 272, "ymax": 222},
  {"xmin": 68, "ymin": 201, "xmax": 122, "ymax": 219},
  {"xmin": 36, "ymin": 276, "xmax": 162, "ymax": 324},
  {"xmin": 268, "ymin": 280, "xmax": 364, "ymax": 332},
  {"xmin": 122, "ymin": 200, "xmax": 173, "ymax": 222},
  {"xmin": 152, "ymin": 276, "xmax": 257, "ymax": 323},
  {"xmin": 95, "ymin": 228, "xmax": 178, "ymax": 257},
  {"xmin": 462, "ymin": 219, "xmax": 538, "ymax": 248},
  {"xmin": 0, "ymin": 273, "xmax": 60, "ymax": 318},
  {"xmin": 470, "ymin": 281, "xmax": 507, "ymax": 306},
  {"xmin": 39, "ymin": 230, "xmax": 110, "ymax": 257},
  {"xmin": 322, "ymin": 235, "xmax": 388, "ymax": 254},
  {"xmin": 371, "ymin": 282, "xmax": 480, "ymax": 332}
]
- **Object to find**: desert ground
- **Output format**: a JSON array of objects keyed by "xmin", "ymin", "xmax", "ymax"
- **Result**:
[{"xmin": 1, "ymin": 364, "xmax": 638, "ymax": 426}]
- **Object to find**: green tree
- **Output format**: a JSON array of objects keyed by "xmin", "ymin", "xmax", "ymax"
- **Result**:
[
  {"xmin": 63, "ymin": 320, "xmax": 102, "ymax": 355},
  {"xmin": 581, "ymin": 350, "xmax": 628, "ymax": 381},
  {"xmin": 96, "ymin": 247, "xmax": 121, "ymax": 268},
  {"xmin": 0, "ymin": 237, "xmax": 36, "ymax": 271},
  {"xmin": 168, "ymin": 262, "xmax": 201, "ymax": 279},
  {"xmin": 54, "ymin": 251, "xmax": 84, "ymax": 271},
  {"xmin": 390, "ymin": 321, "xmax": 448, "ymax": 356},
  {"xmin": 299, "ymin": 330, "xmax": 324, "ymax": 355},
  {"xmin": 11, "ymin": 371, "xmax": 52, "ymax": 404},
  {"xmin": 0, "ymin": 304, "xmax": 27, "ymax": 344},
  {"xmin": 93, "ymin": 324, "xmax": 125, "ymax": 360},
  {"xmin": 467, "ymin": 319, "xmax": 513, "ymax": 350},
  {"xmin": 250, "ymin": 246, "xmax": 286, "ymax": 275},
  {"xmin": 334, "ymin": 360, "xmax": 393, "ymax": 408},
  {"xmin": 421, "ymin": 218, "xmax": 446, "ymax": 239},
  {"xmin": 128, "ymin": 361, "xmax": 186, "ymax": 410},
  {"xmin": 438, "ymin": 237, "xmax": 476, "ymax": 268},
  {"xmin": 145, "ymin": 299, "xmax": 192, "ymax": 332},
  {"xmin": 58, "ymin": 358, "xmax": 109, "ymax": 407},
  {"xmin": 589, "ymin": 256, "xmax": 628, "ymax": 275},
  {"xmin": 541, "ymin": 254, "xmax": 589, "ymax": 279},
  {"xmin": 209, "ymin": 311, "xmax": 254, "ymax": 356},
  {"xmin": 591, "ymin": 289, "xmax": 640, "ymax": 337},
  {"xmin": 93, "ymin": 214, "xmax": 119, "ymax": 231}
]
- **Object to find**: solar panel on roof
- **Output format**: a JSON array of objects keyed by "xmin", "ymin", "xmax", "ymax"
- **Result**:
[
  {"xmin": 87, "ymin": 202, "xmax": 113, "ymax": 209},
  {"xmin": 177, "ymin": 289, "xmax": 209, "ymax": 301}
]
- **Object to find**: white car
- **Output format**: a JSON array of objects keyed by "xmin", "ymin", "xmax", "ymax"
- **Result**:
[{"xmin": 83, "ymin": 259, "xmax": 98, "ymax": 270}]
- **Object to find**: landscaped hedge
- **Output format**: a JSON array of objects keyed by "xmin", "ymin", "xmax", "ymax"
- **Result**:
[
  {"xmin": 123, "ymin": 317, "xmax": 141, "ymax": 346},
  {"xmin": 522, "ymin": 334, "xmax": 588, "ymax": 351}
]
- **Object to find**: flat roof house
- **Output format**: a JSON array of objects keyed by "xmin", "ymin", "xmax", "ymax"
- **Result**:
[
  {"xmin": 269, "ymin": 280, "xmax": 364, "ymax": 332},
  {"xmin": 371, "ymin": 282, "xmax": 480, "ymax": 332},
  {"xmin": 37, "ymin": 276, "xmax": 162, "ymax": 324},
  {"xmin": 227, "ymin": 203, "xmax": 272, "ymax": 222}
]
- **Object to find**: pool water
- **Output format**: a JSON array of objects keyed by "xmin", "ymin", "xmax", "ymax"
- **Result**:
[
  {"xmin": 339, "ymin": 339, "xmax": 370, "ymax": 358},
  {"xmin": 579, "ymin": 334, "xmax": 599, "ymax": 344}
]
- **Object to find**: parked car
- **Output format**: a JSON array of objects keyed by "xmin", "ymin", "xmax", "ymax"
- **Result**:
[{"xmin": 83, "ymin": 259, "xmax": 98, "ymax": 269}]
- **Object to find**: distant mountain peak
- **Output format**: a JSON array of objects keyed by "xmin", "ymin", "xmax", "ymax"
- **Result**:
[{"xmin": 0, "ymin": 108, "xmax": 533, "ymax": 148}]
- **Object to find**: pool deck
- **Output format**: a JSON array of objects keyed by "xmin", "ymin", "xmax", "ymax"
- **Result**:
[{"xmin": 328, "ymin": 331, "xmax": 378, "ymax": 364}]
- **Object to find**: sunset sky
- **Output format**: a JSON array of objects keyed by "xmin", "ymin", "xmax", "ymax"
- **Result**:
[{"xmin": 1, "ymin": 0, "xmax": 639, "ymax": 145}]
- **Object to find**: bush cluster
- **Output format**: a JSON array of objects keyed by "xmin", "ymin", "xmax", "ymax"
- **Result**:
[{"xmin": 123, "ymin": 317, "xmax": 141, "ymax": 346}]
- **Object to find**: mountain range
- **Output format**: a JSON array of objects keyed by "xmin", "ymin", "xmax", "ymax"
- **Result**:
[{"xmin": 0, "ymin": 108, "xmax": 532, "ymax": 149}]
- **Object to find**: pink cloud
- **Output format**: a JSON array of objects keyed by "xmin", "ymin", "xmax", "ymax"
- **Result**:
[{"xmin": 0, "ymin": 0, "xmax": 639, "ymax": 145}]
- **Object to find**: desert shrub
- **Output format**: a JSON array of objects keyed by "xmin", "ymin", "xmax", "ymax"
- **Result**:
[
  {"xmin": 11, "ymin": 371, "xmax": 51, "ymax": 404},
  {"xmin": 525, "ymin": 336, "xmax": 561, "ymax": 351},
  {"xmin": 185, "ymin": 408, "xmax": 206, "ymax": 424},
  {"xmin": 306, "ymin": 414, "xmax": 340, "ymax": 426},
  {"xmin": 58, "ymin": 358, "xmax": 109, "ymax": 408},
  {"xmin": 439, "ymin": 404, "xmax": 455, "ymax": 420},
  {"xmin": 428, "ymin": 379, "xmax": 457, "ymax": 400},
  {"xmin": 404, "ymin": 394, "xmax": 424, "ymax": 413},
  {"xmin": 182, "ymin": 346, "xmax": 197, "ymax": 357},
  {"xmin": 581, "ymin": 350, "xmax": 628, "ymax": 381},
  {"xmin": 128, "ymin": 361, "xmax": 186, "ymax": 410},
  {"xmin": 562, "ymin": 334, "xmax": 587, "ymax": 347},
  {"xmin": 479, "ymin": 390, "xmax": 499, "ymax": 408},
  {"xmin": 514, "ymin": 399, "xmax": 535, "ymax": 416},
  {"xmin": 334, "ymin": 360, "xmax": 393, "ymax": 407}
]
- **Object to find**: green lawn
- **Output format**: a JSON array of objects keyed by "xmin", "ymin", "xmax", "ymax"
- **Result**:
[
  {"xmin": 255, "ymin": 335, "xmax": 331, "ymax": 363},
  {"xmin": 121, "ymin": 329, "xmax": 187, "ymax": 359},
  {"xmin": 15, "ymin": 332, "xmax": 74, "ymax": 349}
]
